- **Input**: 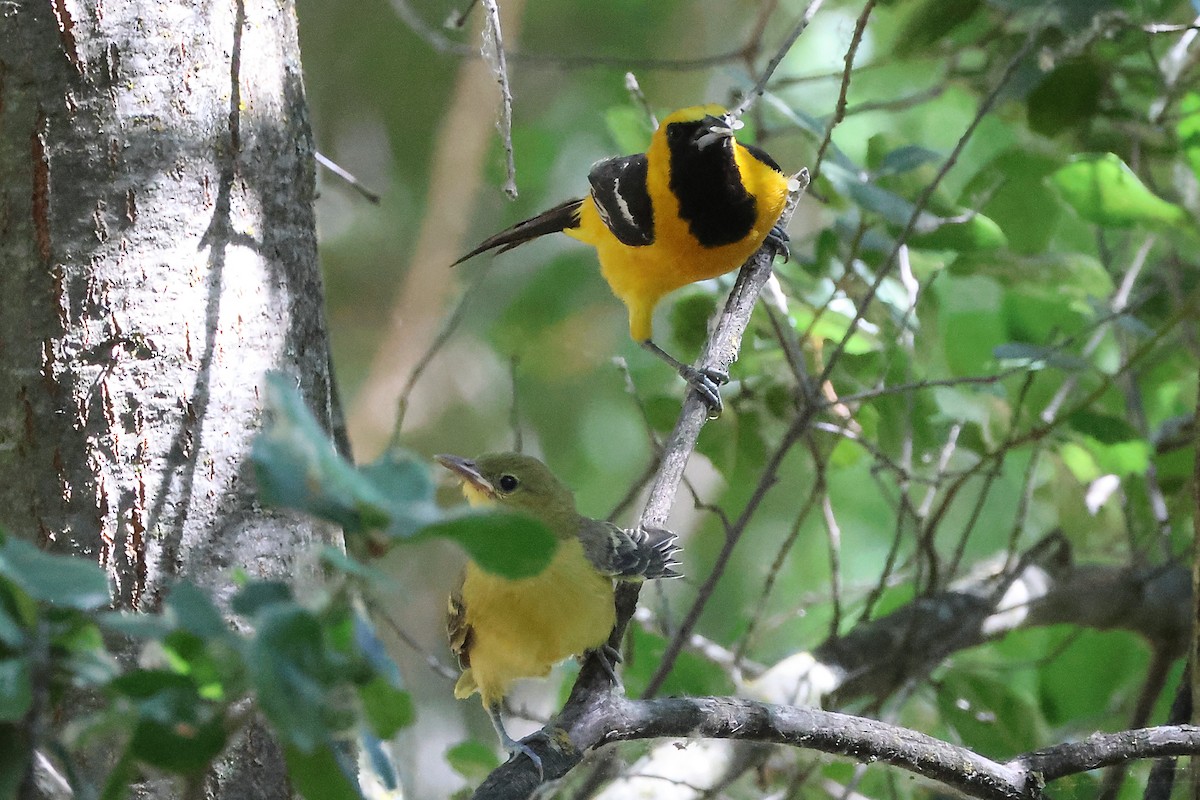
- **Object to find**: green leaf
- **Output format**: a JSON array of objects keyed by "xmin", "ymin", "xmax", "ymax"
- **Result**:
[
  {"xmin": 1027, "ymin": 58, "xmax": 1107, "ymax": 137},
  {"xmin": 1039, "ymin": 630, "xmax": 1146, "ymax": 727},
  {"xmin": 0, "ymin": 659, "xmax": 31, "ymax": 722},
  {"xmin": 168, "ymin": 582, "xmax": 228, "ymax": 640},
  {"xmin": 1068, "ymin": 410, "xmax": 1140, "ymax": 445},
  {"xmin": 936, "ymin": 276, "xmax": 1005, "ymax": 376},
  {"xmin": 0, "ymin": 539, "xmax": 110, "ymax": 610},
  {"xmin": 128, "ymin": 712, "xmax": 226, "ymax": 774},
  {"xmin": 419, "ymin": 511, "xmax": 557, "ymax": 579},
  {"xmin": 318, "ymin": 547, "xmax": 390, "ymax": 583},
  {"xmin": 253, "ymin": 374, "xmax": 393, "ymax": 534},
  {"xmin": 825, "ymin": 162, "xmax": 935, "ymax": 228},
  {"xmin": 58, "ymin": 621, "xmax": 119, "ymax": 687},
  {"xmin": 284, "ymin": 742, "xmax": 362, "ymax": 800},
  {"xmin": 932, "ymin": 387, "xmax": 994, "ymax": 428},
  {"xmin": 358, "ymin": 677, "xmax": 414, "ymax": 738},
  {"xmin": 259, "ymin": 375, "xmax": 535, "ymax": 559},
  {"xmin": 158, "ymin": 629, "xmax": 231, "ymax": 701},
  {"xmin": 1050, "ymin": 154, "xmax": 1186, "ymax": 228},
  {"xmin": 789, "ymin": 305, "xmax": 880, "ymax": 355},
  {"xmin": 445, "ymin": 740, "xmax": 501, "ymax": 782},
  {"xmin": 908, "ymin": 210, "xmax": 1007, "ymax": 252},
  {"xmin": 893, "ymin": 0, "xmax": 982, "ymax": 56},
  {"xmin": 109, "ymin": 670, "xmax": 227, "ymax": 774},
  {"xmin": 255, "ymin": 378, "xmax": 558, "ymax": 574},
  {"xmin": 875, "ymin": 145, "xmax": 942, "ymax": 177},
  {"xmin": 100, "ymin": 750, "xmax": 138, "ymax": 800},
  {"xmin": 972, "ymin": 150, "xmax": 1062, "ymax": 255},
  {"xmin": 250, "ymin": 604, "xmax": 332, "ymax": 751},
  {"xmin": 231, "ymin": 581, "xmax": 293, "ymax": 618},
  {"xmin": 1085, "ymin": 438, "xmax": 1152, "ymax": 477},
  {"xmin": 357, "ymin": 449, "xmax": 435, "ymax": 511},
  {"xmin": 993, "ymin": 343, "xmax": 1088, "ymax": 371},
  {"xmin": 0, "ymin": 601, "xmax": 25, "ymax": 649},
  {"xmin": 826, "ymin": 161, "xmax": 1004, "ymax": 251}
]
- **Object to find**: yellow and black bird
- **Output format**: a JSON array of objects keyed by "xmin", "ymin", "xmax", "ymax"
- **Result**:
[
  {"xmin": 436, "ymin": 452, "xmax": 680, "ymax": 774},
  {"xmin": 454, "ymin": 105, "xmax": 792, "ymax": 413}
]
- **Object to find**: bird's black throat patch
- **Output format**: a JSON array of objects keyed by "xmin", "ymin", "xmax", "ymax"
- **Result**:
[{"xmin": 667, "ymin": 121, "xmax": 757, "ymax": 248}]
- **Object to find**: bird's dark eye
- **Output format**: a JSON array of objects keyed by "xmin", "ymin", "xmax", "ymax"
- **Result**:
[{"xmin": 498, "ymin": 474, "xmax": 519, "ymax": 492}]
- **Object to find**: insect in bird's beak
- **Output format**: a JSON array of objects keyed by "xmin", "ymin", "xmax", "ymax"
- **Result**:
[
  {"xmin": 694, "ymin": 114, "xmax": 744, "ymax": 149},
  {"xmin": 436, "ymin": 454, "xmax": 497, "ymax": 499}
]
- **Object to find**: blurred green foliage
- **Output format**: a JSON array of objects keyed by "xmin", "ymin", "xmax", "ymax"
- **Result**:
[
  {"xmin": 0, "ymin": 377, "xmax": 562, "ymax": 798},
  {"xmin": 298, "ymin": 0, "xmax": 1200, "ymax": 793},
  {"xmin": 0, "ymin": 529, "xmax": 410, "ymax": 800},
  {"xmin": 8, "ymin": 0, "xmax": 1200, "ymax": 797}
]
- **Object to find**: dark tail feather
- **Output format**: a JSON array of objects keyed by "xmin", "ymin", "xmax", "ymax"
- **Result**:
[
  {"xmin": 452, "ymin": 198, "xmax": 584, "ymax": 266},
  {"xmin": 635, "ymin": 526, "xmax": 682, "ymax": 580}
]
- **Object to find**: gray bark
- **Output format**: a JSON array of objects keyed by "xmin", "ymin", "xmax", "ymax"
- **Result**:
[{"xmin": 0, "ymin": 0, "xmax": 337, "ymax": 796}]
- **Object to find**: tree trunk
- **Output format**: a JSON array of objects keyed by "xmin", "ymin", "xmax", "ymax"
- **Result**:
[{"xmin": 0, "ymin": 0, "xmax": 338, "ymax": 796}]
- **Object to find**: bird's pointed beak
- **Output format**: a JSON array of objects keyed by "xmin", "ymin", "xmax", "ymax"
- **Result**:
[
  {"xmin": 694, "ymin": 114, "xmax": 742, "ymax": 149},
  {"xmin": 435, "ymin": 454, "xmax": 496, "ymax": 499}
]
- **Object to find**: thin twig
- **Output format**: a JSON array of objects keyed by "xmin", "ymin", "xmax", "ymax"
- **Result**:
[
  {"xmin": 730, "ymin": 0, "xmax": 825, "ymax": 119},
  {"xmin": 315, "ymin": 151, "xmax": 381, "ymax": 204},
  {"xmin": 820, "ymin": 478, "xmax": 844, "ymax": 638},
  {"xmin": 364, "ymin": 596, "xmax": 459, "ymax": 681},
  {"xmin": 479, "ymin": 0, "xmax": 518, "ymax": 197},
  {"xmin": 634, "ymin": 175, "xmax": 810, "ymax": 697},
  {"xmin": 390, "ymin": 263, "xmax": 492, "ymax": 444},
  {"xmin": 816, "ymin": 21, "xmax": 1045, "ymax": 388},
  {"xmin": 811, "ymin": 0, "xmax": 876, "ymax": 183},
  {"xmin": 733, "ymin": 482, "xmax": 823, "ymax": 669},
  {"xmin": 624, "ymin": 72, "xmax": 658, "ymax": 130},
  {"xmin": 1040, "ymin": 236, "xmax": 1156, "ymax": 424},
  {"xmin": 445, "ymin": 0, "xmax": 480, "ymax": 29}
]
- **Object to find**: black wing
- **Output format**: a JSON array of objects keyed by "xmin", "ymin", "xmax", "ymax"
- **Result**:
[
  {"xmin": 741, "ymin": 142, "xmax": 785, "ymax": 174},
  {"xmin": 587, "ymin": 154, "xmax": 655, "ymax": 247}
]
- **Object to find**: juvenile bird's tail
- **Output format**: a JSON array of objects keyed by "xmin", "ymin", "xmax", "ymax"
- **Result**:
[
  {"xmin": 453, "ymin": 669, "xmax": 478, "ymax": 700},
  {"xmin": 452, "ymin": 198, "xmax": 584, "ymax": 265},
  {"xmin": 629, "ymin": 525, "xmax": 683, "ymax": 580}
]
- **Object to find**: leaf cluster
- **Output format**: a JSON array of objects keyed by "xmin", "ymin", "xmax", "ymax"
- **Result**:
[{"xmin": 0, "ymin": 376, "xmax": 559, "ymax": 800}]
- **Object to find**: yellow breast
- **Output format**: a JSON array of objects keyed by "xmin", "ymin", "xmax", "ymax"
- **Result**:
[
  {"xmin": 458, "ymin": 537, "xmax": 615, "ymax": 707},
  {"xmin": 570, "ymin": 141, "xmax": 789, "ymax": 343}
]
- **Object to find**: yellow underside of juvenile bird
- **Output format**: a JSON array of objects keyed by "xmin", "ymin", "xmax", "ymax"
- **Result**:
[{"xmin": 453, "ymin": 537, "xmax": 616, "ymax": 708}]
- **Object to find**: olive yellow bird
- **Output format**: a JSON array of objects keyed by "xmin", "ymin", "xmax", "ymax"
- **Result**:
[
  {"xmin": 436, "ymin": 452, "xmax": 680, "ymax": 774},
  {"xmin": 453, "ymin": 105, "xmax": 792, "ymax": 414}
]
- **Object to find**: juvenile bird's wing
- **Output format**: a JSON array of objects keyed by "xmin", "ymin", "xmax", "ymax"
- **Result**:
[
  {"xmin": 578, "ymin": 518, "xmax": 681, "ymax": 580},
  {"xmin": 447, "ymin": 580, "xmax": 473, "ymax": 670},
  {"xmin": 586, "ymin": 154, "xmax": 655, "ymax": 247}
]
